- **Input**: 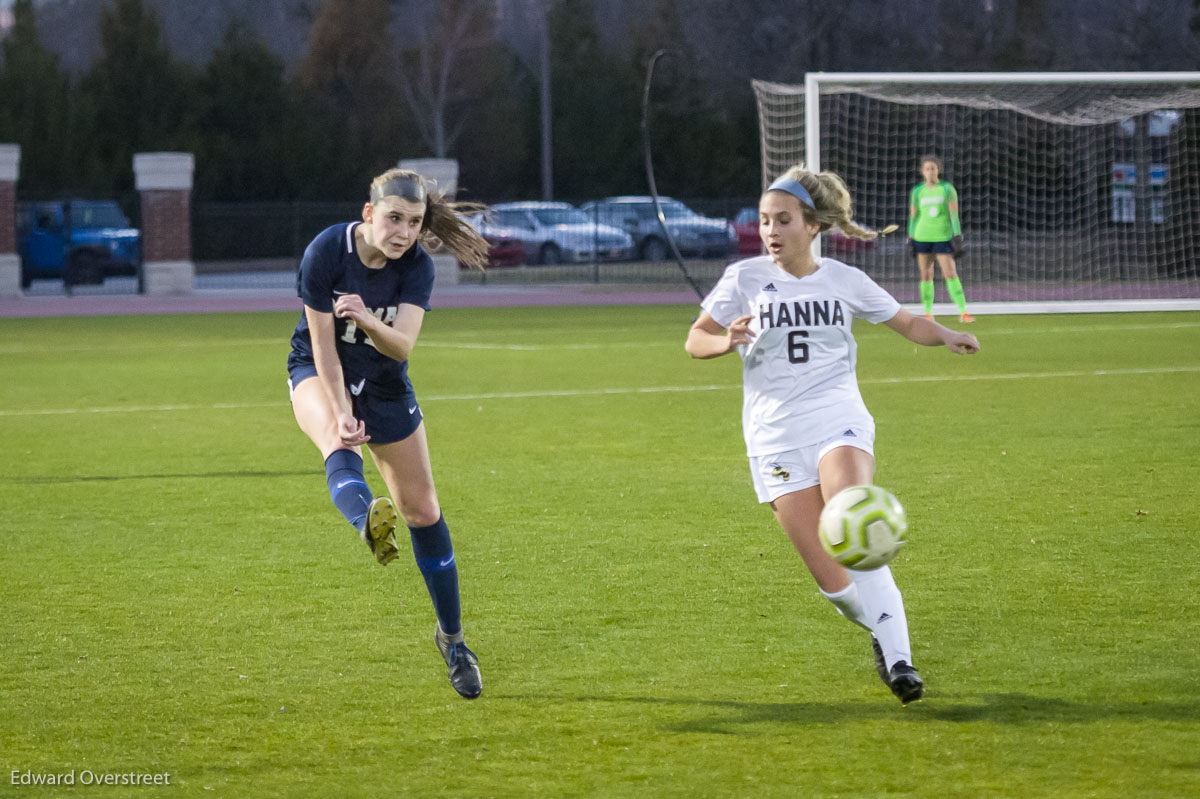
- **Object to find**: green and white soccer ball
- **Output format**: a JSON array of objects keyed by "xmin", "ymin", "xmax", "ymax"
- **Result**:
[{"xmin": 818, "ymin": 485, "xmax": 908, "ymax": 570}]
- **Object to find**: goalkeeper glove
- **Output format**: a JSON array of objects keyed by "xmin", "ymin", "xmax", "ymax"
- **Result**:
[{"xmin": 951, "ymin": 235, "xmax": 964, "ymax": 258}]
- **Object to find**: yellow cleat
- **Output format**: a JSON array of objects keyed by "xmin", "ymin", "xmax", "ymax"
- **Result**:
[{"xmin": 362, "ymin": 496, "xmax": 399, "ymax": 565}]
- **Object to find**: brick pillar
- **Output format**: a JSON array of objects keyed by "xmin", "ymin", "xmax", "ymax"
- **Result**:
[
  {"xmin": 133, "ymin": 152, "xmax": 194, "ymax": 295},
  {"xmin": 399, "ymin": 157, "xmax": 460, "ymax": 288},
  {"xmin": 0, "ymin": 144, "xmax": 20, "ymax": 297}
]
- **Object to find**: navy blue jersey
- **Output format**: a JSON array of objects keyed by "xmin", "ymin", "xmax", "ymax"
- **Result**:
[{"xmin": 289, "ymin": 222, "xmax": 435, "ymax": 396}]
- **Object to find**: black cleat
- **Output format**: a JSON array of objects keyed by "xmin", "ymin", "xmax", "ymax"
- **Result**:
[
  {"xmin": 888, "ymin": 660, "xmax": 924, "ymax": 706},
  {"xmin": 870, "ymin": 636, "xmax": 890, "ymax": 687},
  {"xmin": 435, "ymin": 626, "xmax": 482, "ymax": 699}
]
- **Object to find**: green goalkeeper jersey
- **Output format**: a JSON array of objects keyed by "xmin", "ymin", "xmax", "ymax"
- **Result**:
[{"xmin": 908, "ymin": 181, "xmax": 960, "ymax": 242}]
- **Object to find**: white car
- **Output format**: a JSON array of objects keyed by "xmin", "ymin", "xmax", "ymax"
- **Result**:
[{"xmin": 476, "ymin": 202, "xmax": 634, "ymax": 265}]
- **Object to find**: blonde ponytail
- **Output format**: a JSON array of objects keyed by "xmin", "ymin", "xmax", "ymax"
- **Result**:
[{"xmin": 772, "ymin": 165, "xmax": 895, "ymax": 241}]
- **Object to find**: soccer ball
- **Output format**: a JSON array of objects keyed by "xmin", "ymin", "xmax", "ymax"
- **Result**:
[{"xmin": 817, "ymin": 485, "xmax": 908, "ymax": 570}]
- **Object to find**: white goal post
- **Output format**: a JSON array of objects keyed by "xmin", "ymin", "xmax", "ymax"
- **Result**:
[{"xmin": 753, "ymin": 72, "xmax": 1200, "ymax": 311}]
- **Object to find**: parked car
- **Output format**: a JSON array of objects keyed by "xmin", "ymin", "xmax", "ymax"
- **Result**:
[
  {"xmin": 732, "ymin": 206, "xmax": 875, "ymax": 259},
  {"xmin": 581, "ymin": 196, "xmax": 737, "ymax": 261},
  {"xmin": 472, "ymin": 201, "xmax": 633, "ymax": 265},
  {"xmin": 732, "ymin": 206, "xmax": 762, "ymax": 255},
  {"xmin": 480, "ymin": 231, "xmax": 525, "ymax": 268},
  {"xmin": 17, "ymin": 199, "xmax": 141, "ymax": 288}
]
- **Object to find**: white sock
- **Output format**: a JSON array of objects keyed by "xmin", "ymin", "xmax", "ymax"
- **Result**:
[
  {"xmin": 849, "ymin": 565, "xmax": 912, "ymax": 670},
  {"xmin": 820, "ymin": 581, "xmax": 871, "ymax": 632}
]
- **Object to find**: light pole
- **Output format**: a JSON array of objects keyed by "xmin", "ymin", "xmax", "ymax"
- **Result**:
[{"xmin": 538, "ymin": 0, "xmax": 553, "ymax": 200}]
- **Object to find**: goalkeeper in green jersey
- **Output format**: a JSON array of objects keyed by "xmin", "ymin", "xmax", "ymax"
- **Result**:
[{"xmin": 907, "ymin": 155, "xmax": 974, "ymax": 323}]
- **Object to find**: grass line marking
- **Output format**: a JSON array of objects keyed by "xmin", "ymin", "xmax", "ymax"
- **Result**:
[
  {"xmin": 1, "ymin": 365, "xmax": 1197, "ymax": 418},
  {"xmin": 862, "ymin": 365, "xmax": 1200, "ymax": 384},
  {"xmin": 1, "ymin": 321, "xmax": 1196, "ymax": 356},
  {"xmin": 940, "ymin": 321, "xmax": 1200, "ymax": 337}
]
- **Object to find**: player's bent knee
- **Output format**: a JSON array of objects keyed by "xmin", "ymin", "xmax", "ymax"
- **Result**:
[{"xmin": 400, "ymin": 503, "xmax": 442, "ymax": 529}]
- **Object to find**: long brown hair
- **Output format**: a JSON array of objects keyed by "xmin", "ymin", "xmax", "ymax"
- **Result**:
[
  {"xmin": 368, "ymin": 168, "xmax": 490, "ymax": 270},
  {"xmin": 769, "ymin": 165, "xmax": 897, "ymax": 240}
]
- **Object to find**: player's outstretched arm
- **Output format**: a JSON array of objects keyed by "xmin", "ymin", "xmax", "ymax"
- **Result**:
[
  {"xmin": 884, "ymin": 308, "xmax": 979, "ymax": 354},
  {"xmin": 686, "ymin": 312, "xmax": 755, "ymax": 359}
]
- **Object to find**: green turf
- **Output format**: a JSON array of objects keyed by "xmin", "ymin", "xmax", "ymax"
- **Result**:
[{"xmin": 1, "ymin": 307, "xmax": 1198, "ymax": 798}]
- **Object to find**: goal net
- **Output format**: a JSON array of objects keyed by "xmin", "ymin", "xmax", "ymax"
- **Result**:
[{"xmin": 753, "ymin": 73, "xmax": 1200, "ymax": 308}]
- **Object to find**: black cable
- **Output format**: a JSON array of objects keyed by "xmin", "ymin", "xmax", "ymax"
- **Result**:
[{"xmin": 640, "ymin": 49, "xmax": 705, "ymax": 301}]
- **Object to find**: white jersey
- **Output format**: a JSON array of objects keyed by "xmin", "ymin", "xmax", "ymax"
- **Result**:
[{"xmin": 701, "ymin": 256, "xmax": 901, "ymax": 456}]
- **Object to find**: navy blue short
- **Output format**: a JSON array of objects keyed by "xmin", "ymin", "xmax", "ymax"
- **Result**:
[
  {"xmin": 286, "ymin": 355, "xmax": 423, "ymax": 445},
  {"xmin": 912, "ymin": 240, "xmax": 955, "ymax": 255}
]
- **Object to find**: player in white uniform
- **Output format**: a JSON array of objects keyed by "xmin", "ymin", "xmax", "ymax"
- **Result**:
[{"xmin": 686, "ymin": 164, "xmax": 979, "ymax": 705}]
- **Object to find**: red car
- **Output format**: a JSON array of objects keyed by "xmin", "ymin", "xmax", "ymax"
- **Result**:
[
  {"xmin": 732, "ymin": 207, "xmax": 875, "ymax": 257},
  {"xmin": 733, "ymin": 207, "xmax": 762, "ymax": 255},
  {"xmin": 483, "ymin": 233, "xmax": 524, "ymax": 268}
]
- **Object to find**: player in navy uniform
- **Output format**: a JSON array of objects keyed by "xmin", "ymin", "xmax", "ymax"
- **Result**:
[
  {"xmin": 287, "ymin": 168, "xmax": 489, "ymax": 699},
  {"xmin": 686, "ymin": 164, "xmax": 979, "ymax": 705}
]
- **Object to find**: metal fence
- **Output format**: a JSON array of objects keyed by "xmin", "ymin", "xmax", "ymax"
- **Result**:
[
  {"xmin": 192, "ymin": 201, "xmax": 363, "ymax": 261},
  {"xmin": 19, "ymin": 195, "xmax": 1198, "ymax": 301},
  {"xmin": 185, "ymin": 197, "xmax": 757, "ymax": 294}
]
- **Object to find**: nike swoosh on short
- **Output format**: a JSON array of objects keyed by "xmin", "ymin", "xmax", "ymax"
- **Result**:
[{"xmin": 408, "ymin": 406, "xmax": 418, "ymax": 415}]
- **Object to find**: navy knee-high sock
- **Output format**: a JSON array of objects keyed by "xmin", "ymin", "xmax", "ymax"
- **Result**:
[
  {"xmin": 409, "ymin": 515, "xmax": 462, "ymax": 636},
  {"xmin": 324, "ymin": 449, "xmax": 373, "ymax": 531}
]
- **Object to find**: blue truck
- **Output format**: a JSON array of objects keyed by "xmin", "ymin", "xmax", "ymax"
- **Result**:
[{"xmin": 16, "ymin": 200, "xmax": 141, "ymax": 288}]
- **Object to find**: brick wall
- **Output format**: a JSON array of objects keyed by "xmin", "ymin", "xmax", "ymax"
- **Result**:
[{"xmin": 140, "ymin": 189, "xmax": 191, "ymax": 262}]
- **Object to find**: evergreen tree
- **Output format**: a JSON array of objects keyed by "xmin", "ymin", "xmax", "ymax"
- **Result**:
[
  {"xmin": 296, "ymin": 0, "xmax": 413, "ymax": 199},
  {"xmin": 78, "ymin": 0, "xmax": 198, "ymax": 195},
  {"xmin": 192, "ymin": 21, "xmax": 299, "ymax": 201},
  {"xmin": 996, "ymin": 0, "xmax": 1054, "ymax": 69},
  {"xmin": 451, "ymin": 46, "xmax": 534, "ymax": 201},
  {"xmin": 0, "ymin": 0, "xmax": 73, "ymax": 195},
  {"xmin": 547, "ymin": 0, "xmax": 641, "ymax": 199},
  {"xmin": 628, "ymin": 0, "xmax": 757, "ymax": 200}
]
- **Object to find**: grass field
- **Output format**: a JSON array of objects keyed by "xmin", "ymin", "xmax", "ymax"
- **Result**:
[{"xmin": 1, "ymin": 306, "xmax": 1198, "ymax": 798}]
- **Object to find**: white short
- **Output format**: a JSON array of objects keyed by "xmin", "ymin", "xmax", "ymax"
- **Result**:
[{"xmin": 748, "ymin": 427, "xmax": 876, "ymax": 503}]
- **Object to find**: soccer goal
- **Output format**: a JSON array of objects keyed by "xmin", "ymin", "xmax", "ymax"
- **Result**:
[{"xmin": 753, "ymin": 72, "xmax": 1200, "ymax": 310}]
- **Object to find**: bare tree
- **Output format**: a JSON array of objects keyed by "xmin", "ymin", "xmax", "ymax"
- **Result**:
[{"xmin": 398, "ymin": 0, "xmax": 496, "ymax": 158}]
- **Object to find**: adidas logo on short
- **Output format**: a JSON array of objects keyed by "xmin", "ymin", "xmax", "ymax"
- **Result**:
[
  {"xmin": 763, "ymin": 283, "xmax": 777, "ymax": 292},
  {"xmin": 843, "ymin": 429, "xmax": 856, "ymax": 437},
  {"xmin": 877, "ymin": 612, "xmax": 893, "ymax": 623}
]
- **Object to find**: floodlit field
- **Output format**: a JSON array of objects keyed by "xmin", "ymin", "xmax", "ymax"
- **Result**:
[{"xmin": 1, "ymin": 306, "xmax": 1198, "ymax": 798}]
